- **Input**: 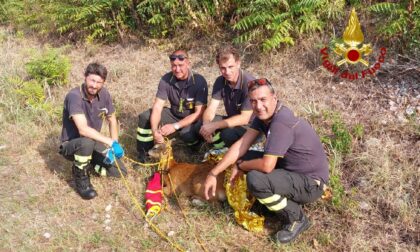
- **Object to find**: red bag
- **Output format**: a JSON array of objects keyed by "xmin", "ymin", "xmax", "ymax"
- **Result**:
[{"xmin": 145, "ymin": 172, "xmax": 163, "ymax": 217}]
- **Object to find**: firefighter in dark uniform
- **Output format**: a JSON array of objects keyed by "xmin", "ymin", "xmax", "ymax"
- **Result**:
[
  {"xmin": 136, "ymin": 49, "xmax": 208, "ymax": 162},
  {"xmin": 59, "ymin": 63, "xmax": 127, "ymax": 200},
  {"xmin": 199, "ymin": 45, "xmax": 255, "ymax": 149},
  {"xmin": 204, "ymin": 78, "xmax": 329, "ymax": 243}
]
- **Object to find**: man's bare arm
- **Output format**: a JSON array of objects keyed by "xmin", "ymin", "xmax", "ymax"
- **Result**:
[{"xmin": 72, "ymin": 114, "xmax": 113, "ymax": 146}]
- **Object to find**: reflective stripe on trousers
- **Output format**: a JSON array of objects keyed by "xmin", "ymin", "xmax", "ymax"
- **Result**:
[
  {"xmin": 257, "ymin": 194, "xmax": 288, "ymax": 211},
  {"xmin": 212, "ymin": 132, "xmax": 225, "ymax": 149},
  {"xmin": 74, "ymin": 154, "xmax": 92, "ymax": 169},
  {"xmin": 137, "ymin": 127, "xmax": 153, "ymax": 142}
]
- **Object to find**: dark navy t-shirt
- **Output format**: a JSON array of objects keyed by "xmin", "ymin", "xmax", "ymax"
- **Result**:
[
  {"xmin": 251, "ymin": 104, "xmax": 329, "ymax": 183},
  {"xmin": 211, "ymin": 70, "xmax": 255, "ymax": 118},
  {"xmin": 156, "ymin": 71, "xmax": 208, "ymax": 119},
  {"xmin": 61, "ymin": 84, "xmax": 115, "ymax": 142}
]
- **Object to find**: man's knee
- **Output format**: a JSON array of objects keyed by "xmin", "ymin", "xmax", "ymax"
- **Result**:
[
  {"xmin": 247, "ymin": 170, "xmax": 291, "ymax": 195},
  {"xmin": 247, "ymin": 170, "xmax": 270, "ymax": 195},
  {"xmin": 220, "ymin": 128, "xmax": 243, "ymax": 147},
  {"xmin": 179, "ymin": 128, "xmax": 199, "ymax": 145},
  {"xmin": 137, "ymin": 110, "xmax": 153, "ymax": 150},
  {"xmin": 77, "ymin": 138, "xmax": 95, "ymax": 155},
  {"xmin": 138, "ymin": 109, "xmax": 151, "ymax": 128}
]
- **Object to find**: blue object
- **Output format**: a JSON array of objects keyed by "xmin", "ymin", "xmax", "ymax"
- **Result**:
[
  {"xmin": 104, "ymin": 148, "xmax": 115, "ymax": 165},
  {"xmin": 111, "ymin": 141, "xmax": 124, "ymax": 158}
]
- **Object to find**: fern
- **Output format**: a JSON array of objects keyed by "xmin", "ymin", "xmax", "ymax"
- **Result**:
[
  {"xmin": 369, "ymin": 0, "xmax": 420, "ymax": 52},
  {"xmin": 14, "ymin": 78, "xmax": 45, "ymax": 108},
  {"xmin": 234, "ymin": 0, "xmax": 345, "ymax": 51},
  {"xmin": 369, "ymin": 2, "xmax": 398, "ymax": 14},
  {"xmin": 25, "ymin": 47, "xmax": 71, "ymax": 86}
]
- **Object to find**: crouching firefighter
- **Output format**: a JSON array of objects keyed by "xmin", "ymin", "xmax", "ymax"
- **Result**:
[
  {"xmin": 136, "ymin": 49, "xmax": 208, "ymax": 162},
  {"xmin": 204, "ymin": 78, "xmax": 329, "ymax": 243},
  {"xmin": 59, "ymin": 63, "xmax": 127, "ymax": 200}
]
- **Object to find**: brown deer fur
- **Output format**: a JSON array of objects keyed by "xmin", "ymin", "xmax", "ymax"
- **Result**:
[{"xmin": 148, "ymin": 142, "xmax": 226, "ymax": 202}]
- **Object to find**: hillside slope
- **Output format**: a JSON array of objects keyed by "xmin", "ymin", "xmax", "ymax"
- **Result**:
[{"xmin": 0, "ymin": 28, "xmax": 418, "ymax": 251}]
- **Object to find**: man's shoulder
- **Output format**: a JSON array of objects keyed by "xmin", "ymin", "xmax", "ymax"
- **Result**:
[
  {"xmin": 191, "ymin": 72, "xmax": 207, "ymax": 86},
  {"xmin": 272, "ymin": 105, "xmax": 299, "ymax": 126},
  {"xmin": 242, "ymin": 70, "xmax": 256, "ymax": 81},
  {"xmin": 98, "ymin": 86, "xmax": 111, "ymax": 98},
  {"xmin": 65, "ymin": 86, "xmax": 82, "ymax": 100},
  {"xmin": 213, "ymin": 75, "xmax": 225, "ymax": 86},
  {"xmin": 160, "ymin": 72, "xmax": 173, "ymax": 83},
  {"xmin": 241, "ymin": 70, "xmax": 256, "ymax": 88}
]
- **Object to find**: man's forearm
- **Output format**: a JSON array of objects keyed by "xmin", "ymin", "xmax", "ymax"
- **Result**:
[
  {"xmin": 202, "ymin": 108, "xmax": 216, "ymax": 123},
  {"xmin": 150, "ymin": 109, "xmax": 162, "ymax": 132},
  {"xmin": 108, "ymin": 114, "xmax": 119, "ymax": 141},
  {"xmin": 79, "ymin": 126, "xmax": 113, "ymax": 146},
  {"xmin": 220, "ymin": 112, "xmax": 252, "ymax": 128},
  {"xmin": 210, "ymin": 138, "xmax": 245, "ymax": 175},
  {"xmin": 177, "ymin": 110, "xmax": 201, "ymax": 128}
]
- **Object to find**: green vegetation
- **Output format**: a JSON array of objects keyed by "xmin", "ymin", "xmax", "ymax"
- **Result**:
[
  {"xmin": 0, "ymin": 0, "xmax": 418, "ymax": 53},
  {"xmin": 369, "ymin": 0, "xmax": 420, "ymax": 52},
  {"xmin": 308, "ymin": 109, "xmax": 364, "ymax": 209},
  {"xmin": 0, "ymin": 26, "xmax": 419, "ymax": 251},
  {"xmin": 0, "ymin": 1, "xmax": 418, "ymax": 251},
  {"xmin": 234, "ymin": 0, "xmax": 345, "ymax": 51},
  {"xmin": 0, "ymin": 46, "xmax": 68, "ymax": 128},
  {"xmin": 25, "ymin": 47, "xmax": 70, "ymax": 86}
]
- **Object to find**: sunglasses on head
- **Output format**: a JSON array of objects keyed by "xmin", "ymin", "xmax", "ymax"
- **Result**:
[
  {"xmin": 247, "ymin": 78, "xmax": 273, "ymax": 91},
  {"xmin": 169, "ymin": 54, "xmax": 188, "ymax": 61}
]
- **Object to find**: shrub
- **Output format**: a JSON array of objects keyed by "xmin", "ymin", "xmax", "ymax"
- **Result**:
[
  {"xmin": 14, "ymin": 78, "xmax": 45, "ymax": 107},
  {"xmin": 320, "ymin": 111, "xmax": 353, "ymax": 155},
  {"xmin": 25, "ymin": 47, "xmax": 70, "ymax": 86},
  {"xmin": 233, "ymin": 0, "xmax": 345, "ymax": 51},
  {"xmin": 9, "ymin": 76, "xmax": 61, "ymax": 122},
  {"xmin": 368, "ymin": 0, "xmax": 420, "ymax": 53}
]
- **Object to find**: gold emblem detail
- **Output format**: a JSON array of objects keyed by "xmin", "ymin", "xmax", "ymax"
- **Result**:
[{"xmin": 334, "ymin": 8, "xmax": 372, "ymax": 66}]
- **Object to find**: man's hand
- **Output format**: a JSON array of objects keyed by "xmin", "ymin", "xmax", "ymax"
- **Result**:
[
  {"xmin": 104, "ymin": 149, "xmax": 115, "ymax": 165},
  {"xmin": 229, "ymin": 165, "xmax": 244, "ymax": 186},
  {"xmin": 153, "ymin": 130, "xmax": 165, "ymax": 144},
  {"xmin": 111, "ymin": 141, "xmax": 124, "ymax": 158},
  {"xmin": 199, "ymin": 122, "xmax": 217, "ymax": 143},
  {"xmin": 204, "ymin": 172, "xmax": 218, "ymax": 200},
  {"xmin": 160, "ymin": 124, "xmax": 177, "ymax": 136}
]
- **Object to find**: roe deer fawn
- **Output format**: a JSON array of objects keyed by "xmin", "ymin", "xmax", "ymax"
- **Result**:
[{"xmin": 148, "ymin": 141, "xmax": 226, "ymax": 202}]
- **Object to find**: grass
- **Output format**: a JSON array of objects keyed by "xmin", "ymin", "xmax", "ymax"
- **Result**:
[{"xmin": 0, "ymin": 26, "xmax": 418, "ymax": 251}]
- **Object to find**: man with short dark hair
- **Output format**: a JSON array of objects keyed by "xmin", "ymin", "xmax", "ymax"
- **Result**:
[
  {"xmin": 204, "ymin": 78, "xmax": 329, "ymax": 243},
  {"xmin": 199, "ymin": 45, "xmax": 255, "ymax": 149},
  {"xmin": 60, "ymin": 63, "xmax": 127, "ymax": 200},
  {"xmin": 136, "ymin": 49, "xmax": 208, "ymax": 162}
]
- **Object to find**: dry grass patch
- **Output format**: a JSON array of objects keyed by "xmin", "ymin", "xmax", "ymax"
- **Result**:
[{"xmin": 0, "ymin": 27, "xmax": 418, "ymax": 251}]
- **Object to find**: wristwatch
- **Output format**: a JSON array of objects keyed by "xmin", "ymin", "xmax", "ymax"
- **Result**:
[{"xmin": 173, "ymin": 123, "xmax": 180, "ymax": 130}]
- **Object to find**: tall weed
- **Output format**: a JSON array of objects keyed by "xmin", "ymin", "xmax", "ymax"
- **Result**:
[
  {"xmin": 25, "ymin": 47, "xmax": 70, "ymax": 86},
  {"xmin": 233, "ymin": 0, "xmax": 345, "ymax": 51},
  {"xmin": 368, "ymin": 0, "xmax": 420, "ymax": 53}
]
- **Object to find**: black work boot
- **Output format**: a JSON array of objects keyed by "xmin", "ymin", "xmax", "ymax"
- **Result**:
[
  {"xmin": 72, "ymin": 165, "xmax": 97, "ymax": 200},
  {"xmin": 132, "ymin": 150, "xmax": 150, "ymax": 170},
  {"xmin": 276, "ymin": 214, "xmax": 310, "ymax": 243},
  {"xmin": 106, "ymin": 161, "xmax": 127, "ymax": 178}
]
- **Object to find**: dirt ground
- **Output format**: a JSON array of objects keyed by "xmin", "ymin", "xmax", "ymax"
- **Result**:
[{"xmin": 0, "ymin": 29, "xmax": 418, "ymax": 251}]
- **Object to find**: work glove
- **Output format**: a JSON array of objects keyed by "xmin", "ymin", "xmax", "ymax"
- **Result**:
[
  {"xmin": 111, "ymin": 141, "xmax": 125, "ymax": 159},
  {"xmin": 104, "ymin": 148, "xmax": 115, "ymax": 165}
]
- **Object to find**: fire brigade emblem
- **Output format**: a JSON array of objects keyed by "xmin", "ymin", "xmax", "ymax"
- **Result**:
[{"xmin": 334, "ymin": 8, "xmax": 372, "ymax": 67}]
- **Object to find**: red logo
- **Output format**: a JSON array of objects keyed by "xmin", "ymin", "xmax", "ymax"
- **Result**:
[{"xmin": 320, "ymin": 8, "xmax": 387, "ymax": 80}]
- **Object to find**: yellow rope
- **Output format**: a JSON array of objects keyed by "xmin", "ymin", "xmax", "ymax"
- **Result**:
[
  {"xmin": 167, "ymin": 173, "xmax": 208, "ymax": 252},
  {"xmin": 123, "ymin": 156, "xmax": 161, "ymax": 167},
  {"xmin": 115, "ymin": 138, "xmax": 207, "ymax": 251},
  {"xmin": 114, "ymin": 153, "xmax": 186, "ymax": 251}
]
